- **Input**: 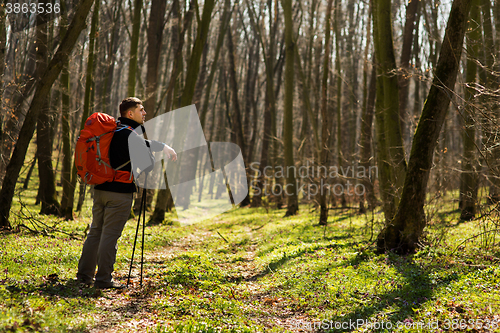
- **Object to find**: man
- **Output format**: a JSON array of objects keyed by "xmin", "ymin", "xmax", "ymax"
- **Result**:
[{"xmin": 76, "ymin": 97, "xmax": 176, "ymax": 289}]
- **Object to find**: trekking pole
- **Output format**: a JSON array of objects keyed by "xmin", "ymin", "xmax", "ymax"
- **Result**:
[
  {"xmin": 140, "ymin": 188, "xmax": 146, "ymax": 287},
  {"xmin": 127, "ymin": 187, "xmax": 146, "ymax": 287},
  {"xmin": 139, "ymin": 173, "xmax": 149, "ymax": 287}
]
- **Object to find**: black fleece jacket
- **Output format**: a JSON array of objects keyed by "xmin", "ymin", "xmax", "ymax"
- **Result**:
[{"xmin": 94, "ymin": 117, "xmax": 165, "ymax": 193}]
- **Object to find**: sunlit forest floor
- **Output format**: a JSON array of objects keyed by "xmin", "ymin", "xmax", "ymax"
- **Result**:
[{"xmin": 1, "ymin": 156, "xmax": 500, "ymax": 332}]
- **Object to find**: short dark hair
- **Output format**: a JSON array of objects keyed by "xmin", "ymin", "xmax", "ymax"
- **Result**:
[{"xmin": 119, "ymin": 97, "xmax": 142, "ymax": 117}]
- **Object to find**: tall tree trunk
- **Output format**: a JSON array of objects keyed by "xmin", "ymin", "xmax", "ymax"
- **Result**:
[
  {"xmin": 59, "ymin": 1, "xmax": 74, "ymax": 219},
  {"xmin": 319, "ymin": 0, "xmax": 334, "ymax": 225},
  {"xmin": 36, "ymin": 3, "xmax": 60, "ymax": 216},
  {"xmin": 226, "ymin": 28, "xmax": 246, "ymax": 159},
  {"xmin": 0, "ymin": 0, "xmax": 95, "ymax": 228},
  {"xmin": 377, "ymin": 0, "xmax": 473, "ymax": 253},
  {"xmin": 199, "ymin": 0, "xmax": 231, "ymax": 129},
  {"xmin": 75, "ymin": 0, "xmax": 99, "ymax": 212},
  {"xmin": 149, "ymin": 0, "xmax": 186, "ymax": 222},
  {"xmin": 163, "ymin": 0, "xmax": 216, "ymax": 212},
  {"xmin": 247, "ymin": 0, "xmax": 278, "ymax": 208},
  {"xmin": 102, "ymin": 0, "xmax": 123, "ymax": 114},
  {"xmin": 226, "ymin": 27, "xmax": 251, "ymax": 207},
  {"xmin": 0, "ymin": 0, "xmax": 6, "ymax": 183},
  {"xmin": 372, "ymin": 0, "xmax": 407, "ymax": 222},
  {"xmin": 398, "ymin": 0, "xmax": 419, "ymax": 145},
  {"xmin": 127, "ymin": 0, "xmax": 142, "ymax": 96},
  {"xmin": 358, "ymin": 1, "xmax": 376, "ymax": 213},
  {"xmin": 359, "ymin": 66, "xmax": 377, "ymax": 212},
  {"xmin": 459, "ymin": 0, "xmax": 479, "ymax": 220},
  {"xmin": 282, "ymin": 0, "xmax": 298, "ymax": 216},
  {"xmin": 140, "ymin": 0, "xmax": 167, "ymax": 218},
  {"xmin": 59, "ymin": 59, "xmax": 72, "ymax": 219},
  {"xmin": 480, "ymin": 0, "xmax": 500, "ymax": 203},
  {"xmin": 334, "ymin": 0, "xmax": 346, "ymax": 208}
]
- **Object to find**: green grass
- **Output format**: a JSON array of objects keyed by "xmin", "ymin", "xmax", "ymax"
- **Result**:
[
  {"xmin": 2, "ymin": 199, "xmax": 500, "ymax": 332},
  {"xmin": 1, "ymin": 146, "xmax": 500, "ymax": 331}
]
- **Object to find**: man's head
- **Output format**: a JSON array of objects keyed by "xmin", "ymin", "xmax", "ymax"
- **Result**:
[{"xmin": 119, "ymin": 97, "xmax": 146, "ymax": 124}]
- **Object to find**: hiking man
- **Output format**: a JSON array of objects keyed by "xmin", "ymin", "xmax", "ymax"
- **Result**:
[{"xmin": 76, "ymin": 97, "xmax": 176, "ymax": 289}]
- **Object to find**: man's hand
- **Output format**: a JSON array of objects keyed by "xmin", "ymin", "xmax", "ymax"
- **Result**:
[{"xmin": 163, "ymin": 144, "xmax": 177, "ymax": 161}]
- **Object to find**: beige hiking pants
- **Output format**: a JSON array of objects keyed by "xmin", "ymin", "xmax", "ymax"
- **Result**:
[{"xmin": 77, "ymin": 189, "xmax": 133, "ymax": 287}]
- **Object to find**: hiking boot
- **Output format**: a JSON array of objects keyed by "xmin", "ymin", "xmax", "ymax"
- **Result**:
[
  {"xmin": 76, "ymin": 278, "xmax": 93, "ymax": 287},
  {"xmin": 95, "ymin": 282, "xmax": 127, "ymax": 290}
]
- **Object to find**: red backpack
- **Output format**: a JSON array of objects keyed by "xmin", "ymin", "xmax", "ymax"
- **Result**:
[{"xmin": 74, "ymin": 113, "xmax": 133, "ymax": 185}]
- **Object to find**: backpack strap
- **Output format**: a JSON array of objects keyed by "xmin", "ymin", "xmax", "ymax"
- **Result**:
[{"xmin": 114, "ymin": 124, "xmax": 134, "ymax": 178}]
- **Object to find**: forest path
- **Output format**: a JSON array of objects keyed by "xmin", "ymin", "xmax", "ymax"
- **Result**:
[{"xmin": 87, "ymin": 223, "xmax": 311, "ymax": 332}]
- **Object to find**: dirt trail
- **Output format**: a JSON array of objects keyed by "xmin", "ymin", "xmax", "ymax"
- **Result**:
[{"xmin": 88, "ymin": 230, "xmax": 312, "ymax": 332}]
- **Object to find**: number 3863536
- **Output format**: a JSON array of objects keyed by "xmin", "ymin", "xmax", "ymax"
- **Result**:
[{"xmin": 5, "ymin": 2, "xmax": 61, "ymax": 15}]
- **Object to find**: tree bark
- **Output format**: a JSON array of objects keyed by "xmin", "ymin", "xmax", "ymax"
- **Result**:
[
  {"xmin": 479, "ymin": 0, "xmax": 500, "ymax": 203},
  {"xmin": 459, "ymin": 0, "xmax": 479, "ymax": 220},
  {"xmin": 59, "ymin": 4, "xmax": 73, "ymax": 219},
  {"xmin": 319, "ymin": 0, "xmax": 334, "ymax": 225},
  {"xmin": 127, "ymin": 0, "xmax": 142, "ymax": 96},
  {"xmin": 160, "ymin": 0, "xmax": 215, "ymax": 213},
  {"xmin": 282, "ymin": 0, "xmax": 298, "ymax": 217},
  {"xmin": 359, "ymin": 65, "xmax": 377, "ymax": 212},
  {"xmin": 0, "ymin": 0, "xmax": 95, "ymax": 228},
  {"xmin": 36, "ymin": 2, "xmax": 60, "ymax": 216},
  {"xmin": 247, "ymin": 0, "xmax": 278, "ymax": 208},
  {"xmin": 75, "ymin": 0, "xmax": 99, "ymax": 212},
  {"xmin": 0, "ymin": 0, "xmax": 6, "ymax": 183},
  {"xmin": 398, "ymin": 0, "xmax": 419, "ymax": 144},
  {"xmin": 376, "ymin": 0, "xmax": 473, "ymax": 253},
  {"xmin": 372, "ymin": 0, "xmax": 407, "ymax": 222}
]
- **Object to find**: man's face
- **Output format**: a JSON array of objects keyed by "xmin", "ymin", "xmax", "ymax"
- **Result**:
[{"xmin": 127, "ymin": 104, "xmax": 146, "ymax": 124}]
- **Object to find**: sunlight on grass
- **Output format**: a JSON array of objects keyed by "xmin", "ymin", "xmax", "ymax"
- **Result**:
[{"xmin": 2, "ymin": 152, "xmax": 500, "ymax": 332}]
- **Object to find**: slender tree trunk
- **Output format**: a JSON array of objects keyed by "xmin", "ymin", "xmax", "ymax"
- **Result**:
[
  {"xmin": 377, "ymin": 0, "xmax": 473, "ymax": 253},
  {"xmin": 480, "ymin": 0, "xmax": 500, "ymax": 203},
  {"xmin": 226, "ymin": 27, "xmax": 251, "ymax": 207},
  {"xmin": 127, "ymin": 0, "xmax": 142, "ymax": 96},
  {"xmin": 102, "ymin": 0, "xmax": 123, "ymax": 114},
  {"xmin": 0, "ymin": 0, "xmax": 95, "ymax": 228},
  {"xmin": 149, "ymin": 0, "xmax": 184, "ymax": 222},
  {"xmin": 319, "ymin": 0, "xmax": 334, "ymax": 225},
  {"xmin": 282, "ymin": 0, "xmax": 298, "ymax": 216},
  {"xmin": 0, "ymin": 1, "xmax": 6, "ymax": 184},
  {"xmin": 359, "ymin": 66, "xmax": 377, "ymax": 212},
  {"xmin": 334, "ymin": 0, "xmax": 346, "ymax": 208},
  {"xmin": 358, "ymin": 1, "xmax": 376, "ymax": 212},
  {"xmin": 159, "ymin": 0, "xmax": 215, "ymax": 213},
  {"xmin": 372, "ymin": 0, "xmax": 407, "ymax": 222},
  {"xmin": 59, "ymin": 59, "xmax": 72, "ymax": 219},
  {"xmin": 140, "ymin": 0, "xmax": 167, "ymax": 219},
  {"xmin": 75, "ymin": 0, "xmax": 99, "ymax": 212},
  {"xmin": 226, "ymin": 28, "xmax": 246, "ymax": 158},
  {"xmin": 398, "ymin": 0, "xmax": 419, "ymax": 144},
  {"xmin": 59, "ymin": 3, "xmax": 74, "ymax": 219},
  {"xmin": 459, "ymin": 0, "xmax": 479, "ymax": 220},
  {"xmin": 247, "ymin": 0, "xmax": 278, "ymax": 207},
  {"xmin": 36, "ymin": 3, "xmax": 60, "ymax": 215},
  {"xmin": 199, "ymin": 0, "xmax": 231, "ymax": 128}
]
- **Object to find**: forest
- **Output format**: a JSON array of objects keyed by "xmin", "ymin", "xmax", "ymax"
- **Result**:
[{"xmin": 0, "ymin": 0, "xmax": 500, "ymax": 331}]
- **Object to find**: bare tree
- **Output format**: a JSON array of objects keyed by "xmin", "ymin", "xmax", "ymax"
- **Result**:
[
  {"xmin": 0, "ymin": 0, "xmax": 96, "ymax": 228},
  {"xmin": 377, "ymin": 0, "xmax": 473, "ymax": 253}
]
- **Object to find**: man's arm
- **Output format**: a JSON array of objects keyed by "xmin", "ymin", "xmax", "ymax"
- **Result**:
[{"xmin": 146, "ymin": 139, "xmax": 177, "ymax": 162}]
